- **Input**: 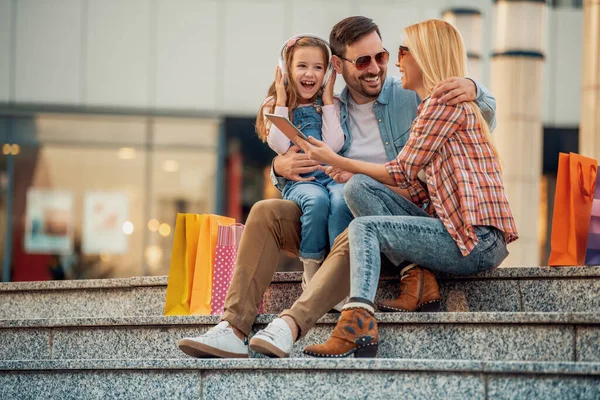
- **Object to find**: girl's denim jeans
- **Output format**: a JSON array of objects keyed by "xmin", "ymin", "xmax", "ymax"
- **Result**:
[
  {"xmin": 283, "ymin": 180, "xmax": 353, "ymax": 260},
  {"xmin": 282, "ymin": 101, "xmax": 353, "ymax": 260}
]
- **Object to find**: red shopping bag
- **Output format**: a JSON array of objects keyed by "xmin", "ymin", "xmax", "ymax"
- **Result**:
[
  {"xmin": 585, "ymin": 172, "xmax": 600, "ymax": 265},
  {"xmin": 210, "ymin": 224, "xmax": 245, "ymax": 315}
]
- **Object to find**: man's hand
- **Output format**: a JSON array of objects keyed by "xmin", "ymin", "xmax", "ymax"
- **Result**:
[
  {"xmin": 431, "ymin": 77, "xmax": 477, "ymax": 105},
  {"xmin": 319, "ymin": 166, "xmax": 354, "ymax": 183},
  {"xmin": 274, "ymin": 146, "xmax": 320, "ymax": 181}
]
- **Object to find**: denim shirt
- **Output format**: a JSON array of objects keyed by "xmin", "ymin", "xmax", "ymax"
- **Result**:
[{"xmin": 270, "ymin": 76, "xmax": 497, "ymax": 190}]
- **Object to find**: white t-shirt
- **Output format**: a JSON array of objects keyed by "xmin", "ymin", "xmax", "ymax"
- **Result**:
[{"xmin": 345, "ymin": 98, "xmax": 388, "ymax": 164}]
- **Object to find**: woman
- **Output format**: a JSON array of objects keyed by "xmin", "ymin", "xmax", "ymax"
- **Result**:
[{"xmin": 299, "ymin": 19, "xmax": 518, "ymax": 358}]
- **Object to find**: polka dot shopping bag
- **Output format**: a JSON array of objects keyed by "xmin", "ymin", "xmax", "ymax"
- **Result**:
[{"xmin": 210, "ymin": 223, "xmax": 245, "ymax": 315}]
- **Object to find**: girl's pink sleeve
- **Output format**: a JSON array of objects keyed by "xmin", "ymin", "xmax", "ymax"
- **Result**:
[
  {"xmin": 321, "ymin": 99, "xmax": 345, "ymax": 153},
  {"xmin": 266, "ymin": 105, "xmax": 292, "ymax": 155}
]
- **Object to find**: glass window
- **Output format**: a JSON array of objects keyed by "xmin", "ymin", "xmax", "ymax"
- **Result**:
[
  {"xmin": 0, "ymin": 112, "xmax": 220, "ymax": 281},
  {"xmin": 147, "ymin": 125, "xmax": 218, "ymax": 276}
]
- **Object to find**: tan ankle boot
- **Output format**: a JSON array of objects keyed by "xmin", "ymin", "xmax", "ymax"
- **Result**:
[
  {"xmin": 378, "ymin": 266, "xmax": 441, "ymax": 312},
  {"xmin": 303, "ymin": 307, "xmax": 378, "ymax": 358}
]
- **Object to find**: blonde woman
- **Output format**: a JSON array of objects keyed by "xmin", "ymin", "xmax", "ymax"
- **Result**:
[{"xmin": 299, "ymin": 19, "xmax": 519, "ymax": 358}]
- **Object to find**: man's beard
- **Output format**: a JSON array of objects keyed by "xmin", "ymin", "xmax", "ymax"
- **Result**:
[{"xmin": 343, "ymin": 65, "xmax": 386, "ymax": 100}]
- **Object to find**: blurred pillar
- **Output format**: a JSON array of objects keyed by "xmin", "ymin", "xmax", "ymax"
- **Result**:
[
  {"xmin": 215, "ymin": 120, "xmax": 226, "ymax": 216},
  {"xmin": 442, "ymin": 8, "xmax": 483, "ymax": 82},
  {"xmin": 579, "ymin": 0, "xmax": 600, "ymax": 161},
  {"xmin": 226, "ymin": 139, "xmax": 242, "ymax": 222},
  {"xmin": 491, "ymin": 0, "xmax": 547, "ymax": 266}
]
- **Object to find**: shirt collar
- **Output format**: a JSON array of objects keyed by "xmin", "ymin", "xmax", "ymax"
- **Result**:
[{"xmin": 417, "ymin": 95, "xmax": 432, "ymax": 112}]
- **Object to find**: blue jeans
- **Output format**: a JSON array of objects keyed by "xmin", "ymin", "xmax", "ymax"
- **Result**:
[
  {"xmin": 343, "ymin": 174, "xmax": 509, "ymax": 302},
  {"xmin": 283, "ymin": 180, "xmax": 353, "ymax": 261},
  {"xmin": 282, "ymin": 98, "xmax": 354, "ymax": 260}
]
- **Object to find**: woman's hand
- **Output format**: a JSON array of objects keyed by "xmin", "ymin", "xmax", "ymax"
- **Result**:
[
  {"xmin": 322, "ymin": 72, "xmax": 336, "ymax": 106},
  {"xmin": 302, "ymin": 136, "xmax": 340, "ymax": 166},
  {"xmin": 275, "ymin": 66, "xmax": 287, "ymax": 106},
  {"xmin": 319, "ymin": 165, "xmax": 354, "ymax": 183}
]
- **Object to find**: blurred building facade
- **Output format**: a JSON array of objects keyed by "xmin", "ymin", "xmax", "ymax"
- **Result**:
[{"xmin": 0, "ymin": 0, "xmax": 590, "ymax": 281}]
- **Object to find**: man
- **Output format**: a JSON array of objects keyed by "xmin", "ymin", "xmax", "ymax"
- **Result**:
[{"xmin": 178, "ymin": 16, "xmax": 496, "ymax": 359}]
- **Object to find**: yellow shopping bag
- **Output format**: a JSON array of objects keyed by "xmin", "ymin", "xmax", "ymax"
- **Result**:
[
  {"xmin": 189, "ymin": 214, "xmax": 235, "ymax": 315},
  {"xmin": 164, "ymin": 214, "xmax": 204, "ymax": 316}
]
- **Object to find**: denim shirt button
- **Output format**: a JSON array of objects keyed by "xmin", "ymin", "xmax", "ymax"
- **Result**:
[
  {"xmin": 378, "ymin": 119, "xmax": 382, "ymax": 123},
  {"xmin": 385, "ymin": 142, "xmax": 389, "ymax": 146}
]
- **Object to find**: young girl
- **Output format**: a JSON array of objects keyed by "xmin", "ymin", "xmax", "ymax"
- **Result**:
[
  {"xmin": 301, "ymin": 20, "xmax": 518, "ymax": 358},
  {"xmin": 255, "ymin": 34, "xmax": 352, "ymax": 289}
]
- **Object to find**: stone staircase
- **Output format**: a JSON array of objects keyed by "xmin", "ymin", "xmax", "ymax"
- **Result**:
[{"xmin": 1, "ymin": 266, "xmax": 599, "ymax": 399}]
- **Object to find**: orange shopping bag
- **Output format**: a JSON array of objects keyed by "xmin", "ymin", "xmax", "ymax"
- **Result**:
[
  {"xmin": 189, "ymin": 214, "xmax": 235, "ymax": 315},
  {"xmin": 548, "ymin": 153, "xmax": 598, "ymax": 266},
  {"xmin": 164, "ymin": 214, "xmax": 204, "ymax": 316}
]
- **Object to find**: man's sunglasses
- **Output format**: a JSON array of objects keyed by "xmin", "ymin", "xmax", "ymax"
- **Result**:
[
  {"xmin": 398, "ymin": 45, "xmax": 409, "ymax": 63},
  {"xmin": 336, "ymin": 49, "xmax": 390, "ymax": 71}
]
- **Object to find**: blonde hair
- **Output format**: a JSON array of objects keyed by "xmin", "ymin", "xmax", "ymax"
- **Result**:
[
  {"xmin": 255, "ymin": 37, "xmax": 330, "ymax": 142},
  {"xmin": 403, "ymin": 19, "xmax": 499, "ymax": 162}
]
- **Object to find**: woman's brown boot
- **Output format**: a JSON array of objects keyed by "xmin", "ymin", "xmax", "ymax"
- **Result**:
[
  {"xmin": 303, "ymin": 306, "xmax": 378, "ymax": 358},
  {"xmin": 378, "ymin": 265, "xmax": 441, "ymax": 312}
]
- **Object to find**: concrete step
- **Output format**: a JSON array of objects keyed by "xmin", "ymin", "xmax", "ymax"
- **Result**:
[
  {"xmin": 1, "ymin": 266, "xmax": 599, "ymax": 319},
  {"xmin": 1, "ymin": 358, "xmax": 599, "ymax": 399},
  {"xmin": 2, "ymin": 312, "xmax": 599, "ymax": 362}
]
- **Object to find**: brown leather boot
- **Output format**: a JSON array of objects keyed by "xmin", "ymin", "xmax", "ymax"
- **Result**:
[
  {"xmin": 378, "ymin": 266, "xmax": 441, "ymax": 312},
  {"xmin": 303, "ymin": 307, "xmax": 378, "ymax": 358}
]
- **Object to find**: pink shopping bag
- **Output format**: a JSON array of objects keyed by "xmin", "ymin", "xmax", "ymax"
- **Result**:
[
  {"xmin": 585, "ymin": 172, "xmax": 600, "ymax": 265},
  {"xmin": 210, "ymin": 223, "xmax": 245, "ymax": 315}
]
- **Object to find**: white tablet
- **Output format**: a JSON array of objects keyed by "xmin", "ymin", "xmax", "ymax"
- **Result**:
[{"xmin": 264, "ymin": 113, "xmax": 311, "ymax": 147}]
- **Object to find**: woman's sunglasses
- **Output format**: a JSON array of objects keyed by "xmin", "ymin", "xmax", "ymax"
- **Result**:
[
  {"xmin": 398, "ymin": 45, "xmax": 409, "ymax": 63},
  {"xmin": 337, "ymin": 49, "xmax": 390, "ymax": 71}
]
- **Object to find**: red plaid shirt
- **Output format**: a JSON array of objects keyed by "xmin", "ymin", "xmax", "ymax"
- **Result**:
[{"xmin": 385, "ymin": 98, "xmax": 518, "ymax": 256}]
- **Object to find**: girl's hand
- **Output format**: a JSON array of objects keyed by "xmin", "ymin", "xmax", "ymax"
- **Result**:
[
  {"xmin": 275, "ymin": 66, "xmax": 287, "ymax": 106},
  {"xmin": 303, "ymin": 136, "xmax": 340, "ymax": 166},
  {"xmin": 322, "ymin": 72, "xmax": 336, "ymax": 105}
]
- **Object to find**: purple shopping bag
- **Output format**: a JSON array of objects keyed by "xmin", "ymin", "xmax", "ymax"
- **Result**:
[{"xmin": 585, "ymin": 173, "xmax": 600, "ymax": 265}]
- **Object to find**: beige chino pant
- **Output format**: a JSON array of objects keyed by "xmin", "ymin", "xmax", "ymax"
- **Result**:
[{"xmin": 221, "ymin": 199, "xmax": 350, "ymax": 337}]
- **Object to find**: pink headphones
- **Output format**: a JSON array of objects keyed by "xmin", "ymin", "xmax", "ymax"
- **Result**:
[{"xmin": 278, "ymin": 33, "xmax": 334, "ymax": 87}]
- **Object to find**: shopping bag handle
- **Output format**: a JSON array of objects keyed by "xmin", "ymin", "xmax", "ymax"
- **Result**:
[
  {"xmin": 579, "ymin": 162, "xmax": 597, "ymax": 200},
  {"xmin": 216, "ymin": 222, "xmax": 245, "ymax": 227},
  {"xmin": 216, "ymin": 223, "xmax": 245, "ymax": 246}
]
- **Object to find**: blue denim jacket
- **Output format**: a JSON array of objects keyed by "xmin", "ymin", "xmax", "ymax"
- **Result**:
[{"xmin": 271, "ymin": 76, "xmax": 496, "ymax": 190}]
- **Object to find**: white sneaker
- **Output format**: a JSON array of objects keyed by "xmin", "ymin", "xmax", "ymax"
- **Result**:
[
  {"xmin": 178, "ymin": 321, "xmax": 248, "ymax": 358},
  {"xmin": 249, "ymin": 318, "xmax": 294, "ymax": 358}
]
